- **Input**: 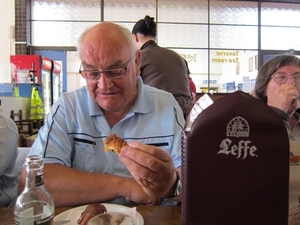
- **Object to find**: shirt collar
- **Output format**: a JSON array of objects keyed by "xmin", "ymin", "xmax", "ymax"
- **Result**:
[{"xmin": 141, "ymin": 40, "xmax": 156, "ymax": 50}]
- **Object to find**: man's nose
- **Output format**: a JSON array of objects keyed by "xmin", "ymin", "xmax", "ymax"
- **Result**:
[{"xmin": 97, "ymin": 72, "xmax": 113, "ymax": 89}]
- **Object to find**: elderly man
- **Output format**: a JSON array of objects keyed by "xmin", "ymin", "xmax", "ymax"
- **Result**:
[{"xmin": 20, "ymin": 22, "xmax": 184, "ymax": 207}]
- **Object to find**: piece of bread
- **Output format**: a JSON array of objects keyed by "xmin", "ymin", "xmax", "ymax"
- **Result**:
[
  {"xmin": 103, "ymin": 134, "xmax": 127, "ymax": 154},
  {"xmin": 77, "ymin": 203, "xmax": 107, "ymax": 225}
]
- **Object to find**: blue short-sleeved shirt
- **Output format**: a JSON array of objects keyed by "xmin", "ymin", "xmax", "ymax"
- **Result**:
[{"xmin": 30, "ymin": 77, "xmax": 184, "ymax": 179}]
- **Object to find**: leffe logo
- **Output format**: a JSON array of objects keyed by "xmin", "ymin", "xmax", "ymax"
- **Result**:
[{"xmin": 217, "ymin": 116, "xmax": 258, "ymax": 159}]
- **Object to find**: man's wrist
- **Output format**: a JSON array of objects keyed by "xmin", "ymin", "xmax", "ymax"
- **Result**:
[{"xmin": 164, "ymin": 170, "xmax": 182, "ymax": 199}]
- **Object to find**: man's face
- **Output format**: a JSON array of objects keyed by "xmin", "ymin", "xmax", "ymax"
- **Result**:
[{"xmin": 80, "ymin": 30, "xmax": 140, "ymax": 115}]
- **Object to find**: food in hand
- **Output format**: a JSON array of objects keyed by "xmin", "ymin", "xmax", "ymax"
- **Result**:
[
  {"xmin": 88, "ymin": 212, "xmax": 135, "ymax": 225},
  {"xmin": 77, "ymin": 203, "xmax": 107, "ymax": 225},
  {"xmin": 104, "ymin": 133, "xmax": 127, "ymax": 154}
]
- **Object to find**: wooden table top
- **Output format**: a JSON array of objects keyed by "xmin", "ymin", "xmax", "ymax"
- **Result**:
[{"xmin": 0, "ymin": 205, "xmax": 182, "ymax": 225}]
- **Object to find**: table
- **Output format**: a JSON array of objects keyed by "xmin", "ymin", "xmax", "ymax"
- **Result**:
[{"xmin": 0, "ymin": 205, "xmax": 182, "ymax": 225}]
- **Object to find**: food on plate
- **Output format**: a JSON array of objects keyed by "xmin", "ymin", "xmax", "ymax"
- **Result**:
[
  {"xmin": 88, "ymin": 212, "xmax": 135, "ymax": 225},
  {"xmin": 104, "ymin": 133, "xmax": 127, "ymax": 154},
  {"xmin": 77, "ymin": 203, "xmax": 107, "ymax": 225}
]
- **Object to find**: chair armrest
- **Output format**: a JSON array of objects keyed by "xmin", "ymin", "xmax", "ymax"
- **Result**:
[{"xmin": 14, "ymin": 120, "xmax": 34, "ymax": 135}]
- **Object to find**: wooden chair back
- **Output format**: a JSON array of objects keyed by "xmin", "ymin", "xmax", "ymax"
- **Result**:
[
  {"xmin": 10, "ymin": 110, "xmax": 33, "ymax": 136},
  {"xmin": 10, "ymin": 109, "xmax": 23, "ymax": 127},
  {"xmin": 182, "ymin": 91, "xmax": 290, "ymax": 225}
]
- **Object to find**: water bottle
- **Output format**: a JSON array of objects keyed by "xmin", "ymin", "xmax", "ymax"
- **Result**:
[{"xmin": 14, "ymin": 155, "xmax": 55, "ymax": 225}]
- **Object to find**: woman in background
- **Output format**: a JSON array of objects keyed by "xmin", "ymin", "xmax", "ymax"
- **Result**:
[
  {"xmin": 132, "ymin": 15, "xmax": 194, "ymax": 118},
  {"xmin": 254, "ymin": 54, "xmax": 300, "ymax": 139}
]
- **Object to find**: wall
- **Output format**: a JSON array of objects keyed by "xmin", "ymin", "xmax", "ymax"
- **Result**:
[
  {"xmin": 67, "ymin": 51, "xmax": 85, "ymax": 92},
  {"xmin": 0, "ymin": 0, "xmax": 14, "ymax": 83},
  {"xmin": 0, "ymin": 96, "xmax": 31, "ymax": 119}
]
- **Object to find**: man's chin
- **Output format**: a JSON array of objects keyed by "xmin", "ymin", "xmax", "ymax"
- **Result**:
[{"xmin": 98, "ymin": 101, "xmax": 119, "ymax": 111}]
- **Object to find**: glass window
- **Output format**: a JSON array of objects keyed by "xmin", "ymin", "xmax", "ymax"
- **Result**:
[
  {"xmin": 32, "ymin": 21, "xmax": 98, "ymax": 46},
  {"xmin": 104, "ymin": 0, "xmax": 156, "ymax": 22},
  {"xmin": 261, "ymin": 2, "xmax": 300, "ymax": 26},
  {"xmin": 157, "ymin": 24, "xmax": 208, "ymax": 48},
  {"xmin": 31, "ymin": 0, "xmax": 101, "ymax": 21},
  {"xmin": 210, "ymin": 1, "xmax": 258, "ymax": 25},
  {"xmin": 29, "ymin": 0, "xmax": 300, "ymax": 93},
  {"xmin": 171, "ymin": 49, "xmax": 209, "ymax": 93},
  {"xmin": 261, "ymin": 27, "xmax": 300, "ymax": 50},
  {"xmin": 210, "ymin": 25, "xmax": 258, "ymax": 49},
  {"xmin": 209, "ymin": 50, "xmax": 258, "ymax": 93},
  {"xmin": 158, "ymin": 0, "xmax": 208, "ymax": 23},
  {"xmin": 261, "ymin": 2, "xmax": 300, "ymax": 50}
]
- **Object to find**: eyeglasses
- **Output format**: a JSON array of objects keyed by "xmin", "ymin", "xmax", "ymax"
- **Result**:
[
  {"xmin": 79, "ymin": 56, "xmax": 134, "ymax": 80},
  {"xmin": 271, "ymin": 72, "xmax": 300, "ymax": 85}
]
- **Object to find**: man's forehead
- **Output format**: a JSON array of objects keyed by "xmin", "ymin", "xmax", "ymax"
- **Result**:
[
  {"xmin": 81, "ymin": 32, "xmax": 129, "ymax": 52},
  {"xmin": 82, "ymin": 44, "xmax": 130, "ymax": 60},
  {"xmin": 80, "ymin": 46, "xmax": 131, "ymax": 69},
  {"xmin": 80, "ymin": 25, "xmax": 132, "ymax": 64},
  {"xmin": 89, "ymin": 23, "xmax": 128, "ymax": 44}
]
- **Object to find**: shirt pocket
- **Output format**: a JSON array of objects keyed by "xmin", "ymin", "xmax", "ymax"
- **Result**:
[
  {"xmin": 73, "ymin": 137, "xmax": 96, "ymax": 171},
  {"xmin": 144, "ymin": 139, "xmax": 171, "ymax": 152}
]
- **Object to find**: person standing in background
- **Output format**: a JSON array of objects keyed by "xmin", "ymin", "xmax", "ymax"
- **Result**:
[
  {"xmin": 184, "ymin": 59, "xmax": 197, "ymax": 103},
  {"xmin": 0, "ymin": 110, "xmax": 19, "ymax": 207},
  {"xmin": 132, "ymin": 15, "xmax": 193, "ymax": 118},
  {"xmin": 189, "ymin": 75, "xmax": 197, "ymax": 103}
]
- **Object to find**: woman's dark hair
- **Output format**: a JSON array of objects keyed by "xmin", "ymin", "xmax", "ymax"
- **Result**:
[
  {"xmin": 254, "ymin": 54, "xmax": 300, "ymax": 103},
  {"xmin": 132, "ymin": 15, "xmax": 156, "ymax": 37}
]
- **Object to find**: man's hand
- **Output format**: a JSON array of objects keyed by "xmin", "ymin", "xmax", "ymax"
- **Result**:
[
  {"xmin": 120, "ymin": 178, "xmax": 162, "ymax": 205},
  {"xmin": 119, "ymin": 141, "xmax": 177, "ymax": 198}
]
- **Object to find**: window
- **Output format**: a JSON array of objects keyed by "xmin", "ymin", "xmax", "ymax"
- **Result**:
[{"xmin": 30, "ymin": 0, "xmax": 300, "ymax": 93}]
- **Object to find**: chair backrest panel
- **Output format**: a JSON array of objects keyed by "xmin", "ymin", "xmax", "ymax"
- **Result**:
[
  {"xmin": 11, "ymin": 110, "xmax": 23, "ymax": 129},
  {"xmin": 182, "ymin": 91, "xmax": 290, "ymax": 225},
  {"xmin": 10, "ymin": 109, "xmax": 39, "ymax": 136}
]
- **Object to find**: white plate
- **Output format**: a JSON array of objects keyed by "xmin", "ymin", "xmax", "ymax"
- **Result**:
[{"xmin": 54, "ymin": 203, "xmax": 144, "ymax": 225}]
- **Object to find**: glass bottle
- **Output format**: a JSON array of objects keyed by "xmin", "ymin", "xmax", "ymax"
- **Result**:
[{"xmin": 14, "ymin": 155, "xmax": 55, "ymax": 225}]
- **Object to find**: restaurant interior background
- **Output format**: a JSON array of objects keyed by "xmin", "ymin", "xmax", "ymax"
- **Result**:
[{"xmin": 1, "ymin": 0, "xmax": 300, "ymax": 114}]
